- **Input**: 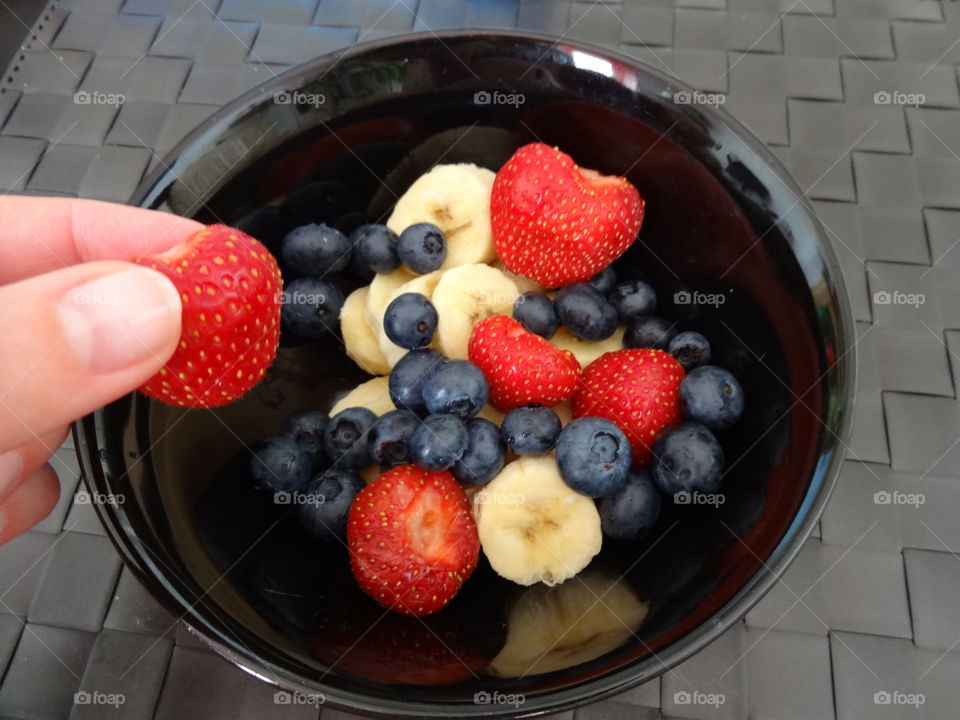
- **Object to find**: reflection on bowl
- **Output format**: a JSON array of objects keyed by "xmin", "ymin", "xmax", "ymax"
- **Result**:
[{"xmin": 73, "ymin": 31, "xmax": 854, "ymax": 718}]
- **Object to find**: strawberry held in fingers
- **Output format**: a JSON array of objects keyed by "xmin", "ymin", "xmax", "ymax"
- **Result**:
[
  {"xmin": 348, "ymin": 465, "xmax": 480, "ymax": 616},
  {"xmin": 137, "ymin": 224, "xmax": 282, "ymax": 408},
  {"xmin": 468, "ymin": 314, "xmax": 581, "ymax": 411},
  {"xmin": 491, "ymin": 143, "xmax": 644, "ymax": 288},
  {"xmin": 574, "ymin": 349, "xmax": 684, "ymax": 466}
]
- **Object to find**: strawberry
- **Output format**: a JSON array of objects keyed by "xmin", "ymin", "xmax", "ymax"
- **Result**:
[
  {"xmin": 574, "ymin": 349, "xmax": 685, "ymax": 466},
  {"xmin": 491, "ymin": 142, "xmax": 644, "ymax": 288},
  {"xmin": 348, "ymin": 465, "xmax": 479, "ymax": 616},
  {"xmin": 467, "ymin": 314, "xmax": 581, "ymax": 411},
  {"xmin": 137, "ymin": 224, "xmax": 282, "ymax": 408}
]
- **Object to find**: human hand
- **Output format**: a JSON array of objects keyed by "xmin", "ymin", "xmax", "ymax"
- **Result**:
[{"xmin": 0, "ymin": 196, "xmax": 202, "ymax": 544}]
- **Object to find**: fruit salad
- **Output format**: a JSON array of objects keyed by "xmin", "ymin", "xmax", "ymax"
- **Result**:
[{"xmin": 146, "ymin": 142, "xmax": 746, "ymax": 620}]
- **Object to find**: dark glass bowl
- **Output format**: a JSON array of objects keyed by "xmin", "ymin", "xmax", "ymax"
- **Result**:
[{"xmin": 73, "ymin": 31, "xmax": 854, "ymax": 718}]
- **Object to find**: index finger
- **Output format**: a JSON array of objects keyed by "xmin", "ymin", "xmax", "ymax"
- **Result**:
[{"xmin": 0, "ymin": 196, "xmax": 204, "ymax": 285}]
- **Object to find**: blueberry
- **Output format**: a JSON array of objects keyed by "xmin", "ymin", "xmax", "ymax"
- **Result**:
[
  {"xmin": 513, "ymin": 292, "xmax": 558, "ymax": 339},
  {"xmin": 554, "ymin": 283, "xmax": 618, "ymax": 341},
  {"xmin": 324, "ymin": 407, "xmax": 376, "ymax": 469},
  {"xmin": 588, "ymin": 267, "xmax": 618, "ymax": 296},
  {"xmin": 452, "ymin": 418, "xmax": 506, "ymax": 485},
  {"xmin": 679, "ymin": 365, "xmax": 744, "ymax": 430},
  {"xmin": 598, "ymin": 469, "xmax": 662, "ymax": 540},
  {"xmin": 368, "ymin": 409, "xmax": 420, "ymax": 467},
  {"xmin": 398, "ymin": 222, "xmax": 446, "ymax": 273},
  {"xmin": 383, "ymin": 292, "xmax": 438, "ymax": 349},
  {"xmin": 410, "ymin": 413, "xmax": 468, "ymax": 470},
  {"xmin": 668, "ymin": 331, "xmax": 712, "ymax": 370},
  {"xmin": 610, "ymin": 280, "xmax": 657, "ymax": 322},
  {"xmin": 296, "ymin": 469, "xmax": 364, "ymax": 541},
  {"xmin": 500, "ymin": 406, "xmax": 562, "ymax": 455},
  {"xmin": 351, "ymin": 224, "xmax": 400, "ymax": 273},
  {"xmin": 556, "ymin": 417, "xmax": 632, "ymax": 497},
  {"xmin": 280, "ymin": 409, "xmax": 329, "ymax": 466},
  {"xmin": 281, "ymin": 223, "xmax": 351, "ymax": 274},
  {"xmin": 651, "ymin": 422, "xmax": 724, "ymax": 495},
  {"xmin": 389, "ymin": 349, "xmax": 444, "ymax": 416},
  {"xmin": 281, "ymin": 277, "xmax": 344, "ymax": 340},
  {"xmin": 421, "ymin": 360, "xmax": 489, "ymax": 419},
  {"xmin": 623, "ymin": 316, "xmax": 676, "ymax": 350},
  {"xmin": 250, "ymin": 436, "xmax": 311, "ymax": 492}
]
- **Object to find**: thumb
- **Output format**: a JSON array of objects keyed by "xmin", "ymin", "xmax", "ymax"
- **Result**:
[{"xmin": 0, "ymin": 260, "xmax": 181, "ymax": 452}]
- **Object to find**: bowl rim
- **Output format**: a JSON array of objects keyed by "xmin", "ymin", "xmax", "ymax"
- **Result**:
[{"xmin": 74, "ymin": 28, "xmax": 857, "ymax": 718}]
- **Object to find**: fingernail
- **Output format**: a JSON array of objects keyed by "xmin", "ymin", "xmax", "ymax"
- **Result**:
[
  {"xmin": 0, "ymin": 450, "xmax": 22, "ymax": 498},
  {"xmin": 59, "ymin": 267, "xmax": 182, "ymax": 373}
]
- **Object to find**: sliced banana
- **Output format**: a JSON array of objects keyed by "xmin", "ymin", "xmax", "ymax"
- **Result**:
[
  {"xmin": 432, "ymin": 264, "xmax": 519, "ymax": 360},
  {"xmin": 366, "ymin": 267, "xmax": 416, "ymax": 328},
  {"xmin": 473, "ymin": 456, "xmax": 602, "ymax": 587},
  {"xmin": 387, "ymin": 163, "xmax": 496, "ymax": 269},
  {"xmin": 376, "ymin": 270, "xmax": 444, "ymax": 367},
  {"xmin": 551, "ymin": 400, "xmax": 573, "ymax": 426},
  {"xmin": 492, "ymin": 260, "xmax": 547, "ymax": 295},
  {"xmin": 330, "ymin": 376, "xmax": 394, "ymax": 417},
  {"xmin": 489, "ymin": 568, "xmax": 649, "ymax": 677},
  {"xmin": 476, "ymin": 404, "xmax": 505, "ymax": 426},
  {"xmin": 341, "ymin": 287, "xmax": 392, "ymax": 376},
  {"xmin": 359, "ymin": 464, "xmax": 382, "ymax": 484},
  {"xmin": 550, "ymin": 326, "xmax": 625, "ymax": 368}
]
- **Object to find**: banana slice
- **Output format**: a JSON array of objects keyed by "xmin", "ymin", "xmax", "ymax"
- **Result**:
[
  {"xmin": 473, "ymin": 456, "xmax": 602, "ymax": 587},
  {"xmin": 492, "ymin": 260, "xmax": 547, "ymax": 295},
  {"xmin": 359, "ymin": 464, "xmax": 382, "ymax": 484},
  {"xmin": 550, "ymin": 326, "xmax": 625, "ymax": 368},
  {"xmin": 387, "ymin": 163, "xmax": 496, "ymax": 269},
  {"xmin": 330, "ymin": 376, "xmax": 394, "ymax": 417},
  {"xmin": 376, "ymin": 270, "xmax": 444, "ymax": 367},
  {"xmin": 341, "ymin": 287, "xmax": 392, "ymax": 376},
  {"xmin": 476, "ymin": 404, "xmax": 505, "ymax": 426},
  {"xmin": 432, "ymin": 264, "xmax": 519, "ymax": 360},
  {"xmin": 489, "ymin": 568, "xmax": 649, "ymax": 677},
  {"xmin": 366, "ymin": 267, "xmax": 416, "ymax": 328},
  {"xmin": 551, "ymin": 400, "xmax": 573, "ymax": 426}
]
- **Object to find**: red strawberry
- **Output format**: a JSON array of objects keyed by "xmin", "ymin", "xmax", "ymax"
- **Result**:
[
  {"xmin": 137, "ymin": 224, "xmax": 282, "ymax": 408},
  {"xmin": 491, "ymin": 142, "xmax": 644, "ymax": 288},
  {"xmin": 574, "ymin": 349, "xmax": 685, "ymax": 466},
  {"xmin": 467, "ymin": 314, "xmax": 581, "ymax": 411},
  {"xmin": 348, "ymin": 465, "xmax": 479, "ymax": 617}
]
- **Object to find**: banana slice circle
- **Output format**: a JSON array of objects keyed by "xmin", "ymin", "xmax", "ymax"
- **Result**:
[
  {"xmin": 387, "ymin": 163, "xmax": 497, "ymax": 270},
  {"xmin": 473, "ymin": 455, "xmax": 602, "ymax": 587},
  {"xmin": 341, "ymin": 287, "xmax": 392, "ymax": 376},
  {"xmin": 432, "ymin": 263, "xmax": 520, "ymax": 361},
  {"xmin": 330, "ymin": 376, "xmax": 394, "ymax": 417}
]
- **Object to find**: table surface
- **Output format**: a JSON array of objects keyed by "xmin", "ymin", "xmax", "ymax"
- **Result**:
[{"xmin": 2, "ymin": 0, "xmax": 960, "ymax": 718}]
